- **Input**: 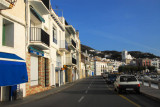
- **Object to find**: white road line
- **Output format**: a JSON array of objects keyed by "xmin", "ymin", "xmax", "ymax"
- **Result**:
[
  {"xmin": 85, "ymin": 90, "xmax": 88, "ymax": 94},
  {"xmin": 78, "ymin": 96, "xmax": 85, "ymax": 103},
  {"xmin": 88, "ymin": 86, "xmax": 90, "ymax": 89}
]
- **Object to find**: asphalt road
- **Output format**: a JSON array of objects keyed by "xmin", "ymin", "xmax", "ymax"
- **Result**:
[{"xmin": 17, "ymin": 76, "xmax": 160, "ymax": 107}]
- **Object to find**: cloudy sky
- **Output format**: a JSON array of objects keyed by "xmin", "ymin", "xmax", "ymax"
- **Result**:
[{"xmin": 51, "ymin": 0, "xmax": 160, "ymax": 56}]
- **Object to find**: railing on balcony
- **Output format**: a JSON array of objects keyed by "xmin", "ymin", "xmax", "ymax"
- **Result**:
[
  {"xmin": 53, "ymin": 38, "xmax": 57, "ymax": 44},
  {"xmin": 71, "ymin": 39, "xmax": 76, "ymax": 48},
  {"xmin": 72, "ymin": 57, "xmax": 77, "ymax": 64},
  {"xmin": 66, "ymin": 57, "xmax": 77, "ymax": 65},
  {"xmin": 30, "ymin": 27, "xmax": 50, "ymax": 46},
  {"xmin": 59, "ymin": 40, "xmax": 68, "ymax": 50}
]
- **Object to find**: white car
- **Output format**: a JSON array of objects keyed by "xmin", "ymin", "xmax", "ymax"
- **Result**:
[{"xmin": 114, "ymin": 75, "xmax": 140, "ymax": 94}]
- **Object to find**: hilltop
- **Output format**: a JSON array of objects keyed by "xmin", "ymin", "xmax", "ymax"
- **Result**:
[{"xmin": 81, "ymin": 44, "xmax": 160, "ymax": 61}]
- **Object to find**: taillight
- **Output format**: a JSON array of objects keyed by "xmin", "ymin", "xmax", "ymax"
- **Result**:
[
  {"xmin": 118, "ymin": 84, "xmax": 121, "ymax": 87},
  {"xmin": 138, "ymin": 84, "xmax": 140, "ymax": 87}
]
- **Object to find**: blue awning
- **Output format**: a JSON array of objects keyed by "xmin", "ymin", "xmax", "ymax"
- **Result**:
[{"xmin": 0, "ymin": 52, "xmax": 28, "ymax": 86}]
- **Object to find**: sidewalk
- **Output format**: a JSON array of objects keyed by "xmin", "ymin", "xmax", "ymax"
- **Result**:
[
  {"xmin": 0, "ymin": 79, "xmax": 82, "ymax": 107},
  {"xmin": 140, "ymin": 85, "xmax": 160, "ymax": 102}
]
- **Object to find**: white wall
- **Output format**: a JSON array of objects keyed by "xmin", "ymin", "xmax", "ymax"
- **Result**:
[{"xmin": 0, "ymin": 16, "xmax": 26, "ymax": 97}]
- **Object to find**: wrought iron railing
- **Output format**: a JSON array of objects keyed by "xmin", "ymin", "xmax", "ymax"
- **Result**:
[
  {"xmin": 30, "ymin": 27, "xmax": 50, "ymax": 46},
  {"xmin": 72, "ymin": 39, "xmax": 76, "ymax": 48}
]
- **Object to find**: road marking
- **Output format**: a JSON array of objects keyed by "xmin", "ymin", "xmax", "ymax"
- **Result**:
[
  {"xmin": 106, "ymin": 85, "xmax": 141, "ymax": 107},
  {"xmin": 119, "ymin": 94, "xmax": 141, "ymax": 107},
  {"xmin": 88, "ymin": 86, "xmax": 90, "ymax": 89},
  {"xmin": 85, "ymin": 90, "xmax": 88, "ymax": 94},
  {"xmin": 78, "ymin": 96, "xmax": 85, "ymax": 103}
]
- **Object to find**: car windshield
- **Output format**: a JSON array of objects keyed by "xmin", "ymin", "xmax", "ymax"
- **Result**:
[{"xmin": 120, "ymin": 76, "xmax": 137, "ymax": 82}]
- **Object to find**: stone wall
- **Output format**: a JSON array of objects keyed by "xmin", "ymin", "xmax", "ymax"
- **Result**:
[{"xmin": 25, "ymin": 53, "xmax": 51, "ymax": 96}]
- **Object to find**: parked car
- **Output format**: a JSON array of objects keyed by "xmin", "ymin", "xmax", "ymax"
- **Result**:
[
  {"xmin": 150, "ymin": 75, "xmax": 159, "ymax": 81},
  {"xmin": 103, "ymin": 72, "xmax": 109, "ymax": 79},
  {"xmin": 114, "ymin": 75, "xmax": 140, "ymax": 94},
  {"xmin": 106, "ymin": 74, "xmax": 117, "ymax": 84},
  {"xmin": 143, "ymin": 75, "xmax": 152, "ymax": 80}
]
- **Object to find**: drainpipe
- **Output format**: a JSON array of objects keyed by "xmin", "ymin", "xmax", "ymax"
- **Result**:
[
  {"xmin": 24, "ymin": 0, "xmax": 28, "ymax": 97},
  {"xmin": 25, "ymin": 0, "xmax": 29, "ymax": 55}
]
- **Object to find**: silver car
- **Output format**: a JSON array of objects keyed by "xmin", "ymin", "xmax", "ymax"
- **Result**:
[{"xmin": 114, "ymin": 75, "xmax": 140, "ymax": 94}]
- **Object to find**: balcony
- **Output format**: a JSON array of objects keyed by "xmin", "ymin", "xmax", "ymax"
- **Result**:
[
  {"xmin": 30, "ymin": 27, "xmax": 50, "ymax": 50},
  {"xmin": 0, "ymin": 0, "xmax": 14, "ymax": 10},
  {"xmin": 59, "ymin": 40, "xmax": 69, "ymax": 52},
  {"xmin": 29, "ymin": 0, "xmax": 50, "ymax": 15},
  {"xmin": 68, "ymin": 39, "xmax": 76, "ymax": 50},
  {"xmin": 66, "ymin": 57, "xmax": 77, "ymax": 66}
]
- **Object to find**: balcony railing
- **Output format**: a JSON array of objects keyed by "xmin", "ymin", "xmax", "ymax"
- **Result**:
[
  {"xmin": 72, "ymin": 57, "xmax": 77, "ymax": 65},
  {"xmin": 66, "ymin": 57, "xmax": 77, "ymax": 65},
  {"xmin": 59, "ymin": 40, "xmax": 68, "ymax": 50},
  {"xmin": 30, "ymin": 27, "xmax": 50, "ymax": 47},
  {"xmin": 72, "ymin": 39, "xmax": 76, "ymax": 48}
]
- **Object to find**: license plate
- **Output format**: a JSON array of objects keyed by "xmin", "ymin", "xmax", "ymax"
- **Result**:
[{"xmin": 126, "ymin": 88, "xmax": 134, "ymax": 90}]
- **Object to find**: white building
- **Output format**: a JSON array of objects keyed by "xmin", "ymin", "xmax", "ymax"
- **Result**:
[
  {"xmin": 0, "ymin": 0, "xmax": 28, "ymax": 101},
  {"xmin": 122, "ymin": 50, "xmax": 134, "ymax": 64},
  {"xmin": 94, "ymin": 61, "xmax": 108, "ymax": 75},
  {"xmin": 151, "ymin": 58, "xmax": 160, "ymax": 73}
]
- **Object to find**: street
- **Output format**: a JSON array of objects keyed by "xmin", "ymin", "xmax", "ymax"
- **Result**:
[{"xmin": 16, "ymin": 76, "xmax": 160, "ymax": 107}]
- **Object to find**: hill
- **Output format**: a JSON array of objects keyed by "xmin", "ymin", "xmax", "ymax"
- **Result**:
[{"xmin": 81, "ymin": 44, "xmax": 160, "ymax": 61}]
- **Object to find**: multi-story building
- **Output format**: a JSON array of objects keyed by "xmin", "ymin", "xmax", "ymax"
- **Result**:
[
  {"xmin": 122, "ymin": 50, "xmax": 134, "ymax": 64},
  {"xmin": 151, "ymin": 58, "xmax": 160, "ymax": 73},
  {"xmin": 0, "ymin": 0, "xmax": 82, "ymax": 101},
  {"xmin": 0, "ymin": 0, "xmax": 28, "ymax": 101},
  {"xmin": 65, "ymin": 21, "xmax": 78, "ymax": 82},
  {"xmin": 25, "ymin": 0, "xmax": 52, "ymax": 96},
  {"xmin": 81, "ymin": 52, "xmax": 86, "ymax": 78},
  {"xmin": 50, "ymin": 8, "xmax": 66, "ymax": 87},
  {"xmin": 136, "ymin": 58, "xmax": 151, "ymax": 67},
  {"xmin": 94, "ymin": 56, "xmax": 108, "ymax": 75}
]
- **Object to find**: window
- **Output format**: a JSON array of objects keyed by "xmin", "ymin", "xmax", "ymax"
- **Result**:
[
  {"xmin": 120, "ymin": 76, "xmax": 137, "ymax": 82},
  {"xmin": 2, "ymin": 19, "xmax": 14, "ymax": 47},
  {"xmin": 53, "ymin": 26, "xmax": 57, "ymax": 44}
]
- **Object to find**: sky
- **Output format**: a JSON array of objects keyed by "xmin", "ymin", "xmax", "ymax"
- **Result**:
[{"xmin": 51, "ymin": 0, "xmax": 160, "ymax": 56}]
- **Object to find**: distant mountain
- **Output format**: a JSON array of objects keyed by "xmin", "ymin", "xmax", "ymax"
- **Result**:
[{"xmin": 81, "ymin": 44, "xmax": 160, "ymax": 61}]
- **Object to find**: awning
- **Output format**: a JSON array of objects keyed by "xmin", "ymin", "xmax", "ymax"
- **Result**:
[
  {"xmin": 0, "ymin": 52, "xmax": 28, "ymax": 86},
  {"xmin": 30, "ymin": 7, "xmax": 45, "ymax": 23}
]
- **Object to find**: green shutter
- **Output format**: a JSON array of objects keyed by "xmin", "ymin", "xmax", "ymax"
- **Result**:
[{"xmin": 2, "ymin": 24, "xmax": 5, "ymax": 46}]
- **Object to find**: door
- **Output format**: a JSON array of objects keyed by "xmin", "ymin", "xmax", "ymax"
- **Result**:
[
  {"xmin": 30, "ymin": 55, "xmax": 38, "ymax": 86},
  {"xmin": 60, "ymin": 70, "xmax": 63, "ymax": 85}
]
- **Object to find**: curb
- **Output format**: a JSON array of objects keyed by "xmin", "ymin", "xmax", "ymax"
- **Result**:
[
  {"xmin": 140, "ymin": 91, "xmax": 160, "ymax": 103},
  {"xmin": 0, "ymin": 78, "xmax": 84, "ymax": 107}
]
